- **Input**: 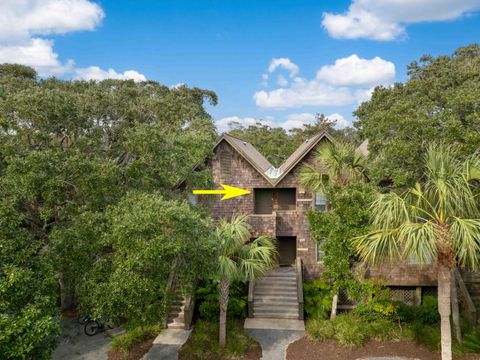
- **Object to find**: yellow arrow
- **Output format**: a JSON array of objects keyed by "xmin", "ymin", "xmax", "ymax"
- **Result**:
[{"xmin": 192, "ymin": 184, "xmax": 251, "ymax": 200}]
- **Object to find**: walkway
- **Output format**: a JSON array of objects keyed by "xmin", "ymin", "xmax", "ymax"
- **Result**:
[
  {"xmin": 244, "ymin": 318, "xmax": 305, "ymax": 360},
  {"xmin": 141, "ymin": 328, "xmax": 191, "ymax": 360}
]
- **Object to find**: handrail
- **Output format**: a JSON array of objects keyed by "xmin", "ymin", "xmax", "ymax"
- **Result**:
[
  {"xmin": 183, "ymin": 293, "xmax": 195, "ymax": 330},
  {"xmin": 296, "ymin": 257, "xmax": 304, "ymax": 320},
  {"xmin": 454, "ymin": 269, "xmax": 477, "ymax": 325},
  {"xmin": 248, "ymin": 279, "xmax": 255, "ymax": 318}
]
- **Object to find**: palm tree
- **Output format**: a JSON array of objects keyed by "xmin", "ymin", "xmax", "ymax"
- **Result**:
[
  {"xmin": 299, "ymin": 141, "xmax": 367, "ymax": 190},
  {"xmin": 353, "ymin": 144, "xmax": 480, "ymax": 360},
  {"xmin": 299, "ymin": 141, "xmax": 368, "ymax": 318},
  {"xmin": 215, "ymin": 215, "xmax": 277, "ymax": 346}
]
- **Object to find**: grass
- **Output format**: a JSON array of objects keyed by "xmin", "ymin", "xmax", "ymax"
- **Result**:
[
  {"xmin": 179, "ymin": 320, "xmax": 258, "ymax": 360},
  {"xmin": 110, "ymin": 323, "xmax": 162, "ymax": 354}
]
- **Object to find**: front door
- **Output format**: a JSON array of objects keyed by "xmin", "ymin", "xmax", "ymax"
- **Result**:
[{"xmin": 277, "ymin": 236, "xmax": 296, "ymax": 266}]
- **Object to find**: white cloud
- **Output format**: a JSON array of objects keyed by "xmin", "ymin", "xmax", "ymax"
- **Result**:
[
  {"xmin": 215, "ymin": 116, "xmax": 272, "ymax": 133},
  {"xmin": 316, "ymin": 54, "xmax": 395, "ymax": 86},
  {"xmin": 254, "ymin": 55, "xmax": 394, "ymax": 109},
  {"xmin": 277, "ymin": 74, "xmax": 289, "ymax": 87},
  {"xmin": 0, "ymin": 0, "xmax": 104, "ymax": 43},
  {"xmin": 279, "ymin": 113, "xmax": 316, "ymax": 130},
  {"xmin": 326, "ymin": 113, "xmax": 350, "ymax": 129},
  {"xmin": 74, "ymin": 66, "xmax": 146, "ymax": 82},
  {"xmin": 0, "ymin": 38, "xmax": 73, "ymax": 77},
  {"xmin": 0, "ymin": 1, "xmax": 146, "ymax": 81},
  {"xmin": 268, "ymin": 58, "xmax": 299, "ymax": 78},
  {"xmin": 322, "ymin": 0, "xmax": 480, "ymax": 41}
]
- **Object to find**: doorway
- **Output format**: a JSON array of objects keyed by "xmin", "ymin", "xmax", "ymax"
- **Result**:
[{"xmin": 277, "ymin": 236, "xmax": 296, "ymax": 266}]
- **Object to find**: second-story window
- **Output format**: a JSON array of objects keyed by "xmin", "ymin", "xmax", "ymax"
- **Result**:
[
  {"xmin": 254, "ymin": 188, "xmax": 296, "ymax": 214},
  {"xmin": 314, "ymin": 192, "xmax": 328, "ymax": 212},
  {"xmin": 219, "ymin": 151, "xmax": 231, "ymax": 179}
]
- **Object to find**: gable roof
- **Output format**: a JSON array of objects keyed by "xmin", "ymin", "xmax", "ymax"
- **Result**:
[{"xmin": 215, "ymin": 131, "xmax": 333, "ymax": 186}]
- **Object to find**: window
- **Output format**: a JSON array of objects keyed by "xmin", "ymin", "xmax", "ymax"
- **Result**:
[
  {"xmin": 187, "ymin": 194, "xmax": 197, "ymax": 206},
  {"xmin": 254, "ymin": 188, "xmax": 296, "ymax": 214},
  {"xmin": 316, "ymin": 240, "xmax": 324, "ymax": 262},
  {"xmin": 314, "ymin": 192, "xmax": 328, "ymax": 211},
  {"xmin": 219, "ymin": 151, "xmax": 231, "ymax": 179},
  {"xmin": 275, "ymin": 188, "xmax": 296, "ymax": 211},
  {"xmin": 254, "ymin": 189, "xmax": 273, "ymax": 214}
]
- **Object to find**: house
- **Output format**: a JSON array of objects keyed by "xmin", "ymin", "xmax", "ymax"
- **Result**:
[{"xmin": 194, "ymin": 132, "xmax": 478, "ymax": 322}]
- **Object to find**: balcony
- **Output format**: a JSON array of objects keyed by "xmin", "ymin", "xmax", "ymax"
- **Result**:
[{"xmin": 247, "ymin": 211, "xmax": 297, "ymax": 238}]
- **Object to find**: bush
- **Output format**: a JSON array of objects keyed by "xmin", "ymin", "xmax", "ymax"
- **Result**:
[
  {"xmin": 333, "ymin": 314, "xmax": 370, "ymax": 347},
  {"xmin": 196, "ymin": 280, "xmax": 247, "ymax": 320},
  {"xmin": 463, "ymin": 327, "xmax": 480, "ymax": 353},
  {"xmin": 352, "ymin": 299, "xmax": 397, "ymax": 322},
  {"xmin": 404, "ymin": 321, "xmax": 440, "ymax": 351},
  {"xmin": 306, "ymin": 319, "xmax": 335, "ymax": 341},
  {"xmin": 396, "ymin": 295, "xmax": 439, "ymax": 325},
  {"xmin": 179, "ymin": 320, "xmax": 257, "ymax": 360},
  {"xmin": 303, "ymin": 279, "xmax": 333, "ymax": 319},
  {"xmin": 110, "ymin": 324, "xmax": 162, "ymax": 354},
  {"xmin": 367, "ymin": 319, "xmax": 399, "ymax": 342}
]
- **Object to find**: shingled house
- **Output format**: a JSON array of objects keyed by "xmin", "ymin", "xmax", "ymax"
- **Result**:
[{"xmin": 193, "ymin": 132, "xmax": 479, "ymax": 322}]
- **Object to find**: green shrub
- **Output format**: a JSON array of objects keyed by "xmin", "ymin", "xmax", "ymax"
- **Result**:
[
  {"xmin": 396, "ymin": 296, "xmax": 439, "ymax": 325},
  {"xmin": 405, "ymin": 321, "xmax": 440, "ymax": 351},
  {"xmin": 463, "ymin": 327, "xmax": 480, "ymax": 353},
  {"xmin": 306, "ymin": 319, "xmax": 335, "ymax": 341},
  {"xmin": 196, "ymin": 280, "xmax": 247, "ymax": 320},
  {"xmin": 332, "ymin": 314, "xmax": 369, "ymax": 347},
  {"xmin": 367, "ymin": 319, "xmax": 399, "ymax": 341},
  {"xmin": 179, "ymin": 320, "xmax": 256, "ymax": 359},
  {"xmin": 110, "ymin": 324, "xmax": 162, "ymax": 353},
  {"xmin": 352, "ymin": 299, "xmax": 398, "ymax": 322},
  {"xmin": 303, "ymin": 279, "xmax": 333, "ymax": 319}
]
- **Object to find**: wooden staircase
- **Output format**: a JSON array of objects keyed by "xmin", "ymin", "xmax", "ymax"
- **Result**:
[
  {"xmin": 249, "ymin": 261, "xmax": 303, "ymax": 320},
  {"xmin": 167, "ymin": 293, "xmax": 187, "ymax": 329},
  {"xmin": 462, "ymin": 271, "xmax": 480, "ymax": 324}
]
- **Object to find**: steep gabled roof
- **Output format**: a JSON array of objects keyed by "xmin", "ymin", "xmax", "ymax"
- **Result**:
[{"xmin": 215, "ymin": 131, "xmax": 332, "ymax": 186}]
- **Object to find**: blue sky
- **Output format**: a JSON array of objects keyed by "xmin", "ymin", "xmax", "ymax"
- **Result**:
[{"xmin": 1, "ymin": 0, "xmax": 480, "ymax": 131}]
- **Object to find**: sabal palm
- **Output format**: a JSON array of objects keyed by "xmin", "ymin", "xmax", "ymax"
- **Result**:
[
  {"xmin": 353, "ymin": 144, "xmax": 480, "ymax": 360},
  {"xmin": 299, "ymin": 141, "xmax": 367, "ymax": 190},
  {"xmin": 216, "ymin": 215, "xmax": 277, "ymax": 346}
]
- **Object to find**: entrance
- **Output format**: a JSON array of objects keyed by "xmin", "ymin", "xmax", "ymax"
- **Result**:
[{"xmin": 277, "ymin": 236, "xmax": 296, "ymax": 266}]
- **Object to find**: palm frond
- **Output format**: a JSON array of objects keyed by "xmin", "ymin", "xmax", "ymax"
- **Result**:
[
  {"xmin": 397, "ymin": 221, "xmax": 438, "ymax": 265},
  {"xmin": 449, "ymin": 217, "xmax": 480, "ymax": 270},
  {"xmin": 352, "ymin": 229, "xmax": 401, "ymax": 265}
]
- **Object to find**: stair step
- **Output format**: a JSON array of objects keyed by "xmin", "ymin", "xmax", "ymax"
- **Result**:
[
  {"xmin": 253, "ymin": 312, "xmax": 299, "ymax": 319},
  {"xmin": 169, "ymin": 312, "xmax": 185, "ymax": 320},
  {"xmin": 167, "ymin": 322, "xmax": 185, "ymax": 329},
  {"xmin": 255, "ymin": 290, "xmax": 298, "ymax": 296},
  {"xmin": 254, "ymin": 298, "xmax": 299, "ymax": 305},
  {"xmin": 256, "ymin": 278, "xmax": 297, "ymax": 284},
  {"xmin": 254, "ymin": 306, "xmax": 299, "ymax": 312},
  {"xmin": 255, "ymin": 285, "xmax": 297, "ymax": 291}
]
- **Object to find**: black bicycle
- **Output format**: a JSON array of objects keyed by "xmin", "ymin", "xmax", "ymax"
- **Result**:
[{"xmin": 84, "ymin": 318, "xmax": 114, "ymax": 336}]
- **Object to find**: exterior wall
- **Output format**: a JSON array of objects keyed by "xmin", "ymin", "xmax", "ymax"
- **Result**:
[{"xmin": 199, "ymin": 138, "xmax": 438, "ymax": 286}]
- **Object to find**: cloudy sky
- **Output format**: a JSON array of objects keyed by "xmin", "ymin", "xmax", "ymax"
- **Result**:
[{"xmin": 1, "ymin": 0, "xmax": 479, "ymax": 132}]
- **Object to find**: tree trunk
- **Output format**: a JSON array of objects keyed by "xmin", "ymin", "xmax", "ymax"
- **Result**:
[
  {"xmin": 330, "ymin": 293, "xmax": 338, "ymax": 320},
  {"xmin": 219, "ymin": 278, "xmax": 230, "ymax": 347},
  {"xmin": 450, "ymin": 269, "xmax": 461, "ymax": 342},
  {"xmin": 438, "ymin": 265, "xmax": 452, "ymax": 360}
]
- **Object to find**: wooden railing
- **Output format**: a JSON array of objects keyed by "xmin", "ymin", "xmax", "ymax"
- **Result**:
[
  {"xmin": 454, "ymin": 269, "xmax": 477, "ymax": 325},
  {"xmin": 183, "ymin": 293, "xmax": 195, "ymax": 330},
  {"xmin": 247, "ymin": 279, "xmax": 255, "ymax": 318},
  {"xmin": 296, "ymin": 257, "xmax": 304, "ymax": 320}
]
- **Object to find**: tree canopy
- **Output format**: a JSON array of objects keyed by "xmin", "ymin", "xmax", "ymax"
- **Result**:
[
  {"xmin": 0, "ymin": 64, "xmax": 218, "ymax": 358},
  {"xmin": 355, "ymin": 44, "xmax": 480, "ymax": 187}
]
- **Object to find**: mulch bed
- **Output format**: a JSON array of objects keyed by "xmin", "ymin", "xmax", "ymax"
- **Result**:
[
  {"xmin": 287, "ymin": 337, "xmax": 479, "ymax": 360},
  {"xmin": 108, "ymin": 337, "xmax": 155, "ymax": 360}
]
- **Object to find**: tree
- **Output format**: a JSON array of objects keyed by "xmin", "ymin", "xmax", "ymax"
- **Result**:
[
  {"xmin": 353, "ymin": 144, "xmax": 480, "ymax": 360},
  {"xmin": 299, "ymin": 141, "xmax": 372, "ymax": 318},
  {"xmin": 354, "ymin": 44, "xmax": 480, "ymax": 188},
  {"xmin": 215, "ymin": 215, "xmax": 277, "ymax": 346},
  {"xmin": 0, "ymin": 64, "xmax": 218, "ymax": 356}
]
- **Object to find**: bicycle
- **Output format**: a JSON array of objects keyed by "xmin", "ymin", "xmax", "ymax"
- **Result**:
[{"xmin": 84, "ymin": 318, "xmax": 114, "ymax": 336}]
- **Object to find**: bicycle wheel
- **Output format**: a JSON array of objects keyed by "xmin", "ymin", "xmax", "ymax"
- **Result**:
[
  {"xmin": 84, "ymin": 320, "xmax": 99, "ymax": 336},
  {"xmin": 77, "ymin": 315, "xmax": 90, "ymax": 325}
]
